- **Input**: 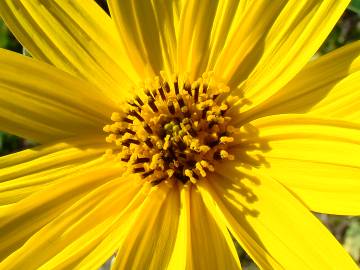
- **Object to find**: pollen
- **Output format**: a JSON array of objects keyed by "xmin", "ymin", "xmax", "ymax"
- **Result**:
[{"xmin": 104, "ymin": 72, "xmax": 238, "ymax": 185}]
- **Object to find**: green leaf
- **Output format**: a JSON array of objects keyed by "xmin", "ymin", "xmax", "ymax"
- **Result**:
[
  {"xmin": 0, "ymin": 20, "xmax": 10, "ymax": 48},
  {"xmin": 344, "ymin": 218, "xmax": 360, "ymax": 262},
  {"xmin": 0, "ymin": 132, "xmax": 24, "ymax": 156},
  {"xmin": 348, "ymin": 0, "xmax": 360, "ymax": 14}
]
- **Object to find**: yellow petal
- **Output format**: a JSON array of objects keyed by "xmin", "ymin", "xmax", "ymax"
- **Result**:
[
  {"xmin": 0, "ymin": 164, "xmax": 125, "ymax": 265},
  {"xmin": 108, "ymin": 0, "xmax": 179, "ymax": 77},
  {"xmin": 189, "ymin": 185, "xmax": 241, "ymax": 270},
  {"xmin": 204, "ymin": 1, "xmax": 251, "ymax": 73},
  {"xmin": 198, "ymin": 167, "xmax": 358, "ymax": 270},
  {"xmin": 167, "ymin": 184, "xmax": 241, "ymax": 270},
  {"xmin": 247, "ymin": 114, "xmax": 360, "ymax": 215},
  {"xmin": 0, "ymin": 174, "xmax": 141, "ymax": 270},
  {"xmin": 167, "ymin": 183, "xmax": 190, "ymax": 270},
  {"xmin": 177, "ymin": 1, "xmax": 249, "ymax": 79},
  {"xmin": 0, "ymin": 49, "xmax": 116, "ymax": 142},
  {"xmin": 237, "ymin": 41, "xmax": 360, "ymax": 123},
  {"xmin": 66, "ymin": 181, "xmax": 150, "ymax": 270},
  {"xmin": 0, "ymin": 0, "xmax": 138, "ymax": 100},
  {"xmin": 112, "ymin": 183, "xmax": 179, "ymax": 270},
  {"xmin": 214, "ymin": 0, "xmax": 350, "ymax": 112},
  {"xmin": 0, "ymin": 136, "xmax": 107, "ymax": 205},
  {"xmin": 308, "ymin": 72, "xmax": 360, "ymax": 121}
]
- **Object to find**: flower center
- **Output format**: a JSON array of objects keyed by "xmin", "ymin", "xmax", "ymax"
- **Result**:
[{"xmin": 103, "ymin": 72, "xmax": 238, "ymax": 185}]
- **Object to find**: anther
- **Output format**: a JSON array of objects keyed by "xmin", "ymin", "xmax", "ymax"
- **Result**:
[
  {"xmin": 151, "ymin": 90, "xmax": 158, "ymax": 99},
  {"xmin": 158, "ymin": 86, "xmax": 166, "ymax": 101},
  {"xmin": 174, "ymin": 80, "xmax": 179, "ymax": 95},
  {"xmin": 151, "ymin": 176, "xmax": 167, "ymax": 186},
  {"xmin": 122, "ymin": 139, "xmax": 140, "ymax": 146},
  {"xmin": 135, "ymin": 96, "xmax": 144, "ymax": 106},
  {"xmin": 115, "ymin": 129, "xmax": 125, "ymax": 136},
  {"xmin": 148, "ymin": 98, "xmax": 159, "ymax": 113},
  {"xmin": 184, "ymin": 82, "xmax": 192, "ymax": 96},
  {"xmin": 144, "ymin": 89, "xmax": 153, "ymax": 97},
  {"xmin": 134, "ymin": 157, "xmax": 151, "ymax": 164},
  {"xmin": 183, "ymin": 107, "xmax": 191, "ymax": 118},
  {"xmin": 133, "ymin": 167, "xmax": 146, "ymax": 173},
  {"xmin": 177, "ymin": 94, "xmax": 185, "ymax": 108},
  {"xmin": 121, "ymin": 141, "xmax": 130, "ymax": 147},
  {"xmin": 143, "ymin": 123, "xmax": 153, "ymax": 134},
  {"xmin": 194, "ymin": 87, "xmax": 199, "ymax": 103},
  {"xmin": 167, "ymin": 101, "xmax": 175, "ymax": 115},
  {"xmin": 127, "ymin": 101, "xmax": 141, "ymax": 110},
  {"xmin": 163, "ymin": 82, "xmax": 170, "ymax": 93},
  {"xmin": 145, "ymin": 138, "xmax": 154, "ymax": 148},
  {"xmin": 124, "ymin": 128, "xmax": 136, "ymax": 135},
  {"xmin": 202, "ymin": 106, "xmax": 209, "ymax": 119},
  {"xmin": 141, "ymin": 170, "xmax": 155, "ymax": 178},
  {"xmin": 122, "ymin": 117, "xmax": 133, "ymax": 124},
  {"xmin": 202, "ymin": 84, "xmax": 208, "ymax": 94},
  {"xmin": 129, "ymin": 110, "xmax": 144, "ymax": 122}
]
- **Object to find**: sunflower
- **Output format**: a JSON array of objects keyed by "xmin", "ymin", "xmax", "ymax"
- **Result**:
[{"xmin": 0, "ymin": 0, "xmax": 359, "ymax": 269}]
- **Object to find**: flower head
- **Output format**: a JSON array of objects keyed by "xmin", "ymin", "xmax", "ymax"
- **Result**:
[
  {"xmin": 103, "ymin": 72, "xmax": 238, "ymax": 185},
  {"xmin": 0, "ymin": 1, "xmax": 359, "ymax": 269}
]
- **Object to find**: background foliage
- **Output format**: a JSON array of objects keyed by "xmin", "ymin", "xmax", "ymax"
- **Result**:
[{"xmin": 0, "ymin": 1, "xmax": 359, "ymax": 269}]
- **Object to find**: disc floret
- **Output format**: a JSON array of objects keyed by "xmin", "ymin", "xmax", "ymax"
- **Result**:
[{"xmin": 104, "ymin": 72, "xmax": 237, "ymax": 185}]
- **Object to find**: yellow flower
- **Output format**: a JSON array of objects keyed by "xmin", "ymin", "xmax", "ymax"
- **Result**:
[{"xmin": 0, "ymin": 0, "xmax": 359, "ymax": 269}]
